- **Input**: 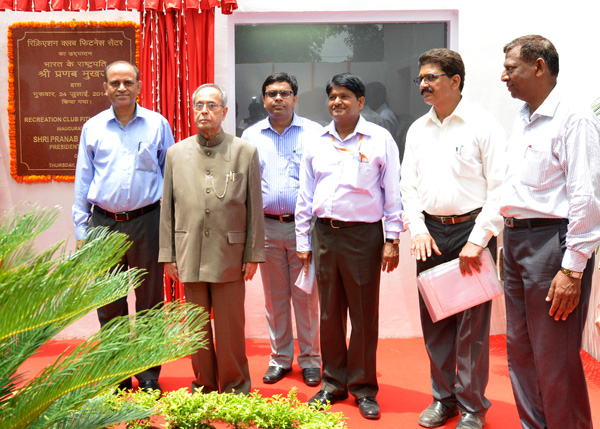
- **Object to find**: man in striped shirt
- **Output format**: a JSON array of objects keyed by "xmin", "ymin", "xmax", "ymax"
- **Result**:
[
  {"xmin": 500, "ymin": 35, "xmax": 600, "ymax": 429},
  {"xmin": 242, "ymin": 72, "xmax": 322, "ymax": 387}
]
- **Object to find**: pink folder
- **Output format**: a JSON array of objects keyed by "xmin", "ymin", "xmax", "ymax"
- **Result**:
[{"xmin": 417, "ymin": 249, "xmax": 503, "ymax": 323}]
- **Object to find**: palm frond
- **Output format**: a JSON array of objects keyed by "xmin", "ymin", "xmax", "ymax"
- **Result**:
[
  {"xmin": 0, "ymin": 205, "xmax": 210, "ymax": 429},
  {"xmin": 0, "ymin": 228, "xmax": 142, "ymax": 343},
  {"xmin": 3, "ymin": 302, "xmax": 208, "ymax": 428},
  {"xmin": 33, "ymin": 391, "xmax": 154, "ymax": 429},
  {"xmin": 0, "ymin": 203, "xmax": 59, "ymax": 269},
  {"xmin": 0, "ymin": 326, "xmax": 61, "ymax": 405}
]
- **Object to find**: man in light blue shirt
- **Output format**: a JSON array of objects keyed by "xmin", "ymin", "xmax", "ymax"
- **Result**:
[
  {"xmin": 242, "ymin": 72, "xmax": 322, "ymax": 387},
  {"xmin": 73, "ymin": 60, "xmax": 174, "ymax": 394}
]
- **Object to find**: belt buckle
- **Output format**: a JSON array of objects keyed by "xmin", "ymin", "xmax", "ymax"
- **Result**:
[
  {"xmin": 330, "ymin": 219, "xmax": 340, "ymax": 229},
  {"xmin": 278, "ymin": 215, "xmax": 285, "ymax": 223},
  {"xmin": 505, "ymin": 217, "xmax": 514, "ymax": 228},
  {"xmin": 115, "ymin": 212, "xmax": 130, "ymax": 222},
  {"xmin": 439, "ymin": 216, "xmax": 452, "ymax": 225}
]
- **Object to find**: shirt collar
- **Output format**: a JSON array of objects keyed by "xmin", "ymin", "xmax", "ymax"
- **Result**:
[
  {"xmin": 520, "ymin": 86, "xmax": 560, "ymax": 122},
  {"xmin": 323, "ymin": 115, "xmax": 370, "ymax": 140},
  {"xmin": 263, "ymin": 113, "xmax": 301, "ymax": 134},
  {"xmin": 426, "ymin": 97, "xmax": 467, "ymax": 126},
  {"xmin": 257, "ymin": 117, "xmax": 271, "ymax": 131},
  {"xmin": 376, "ymin": 102, "xmax": 389, "ymax": 115},
  {"xmin": 108, "ymin": 103, "xmax": 141, "ymax": 127}
]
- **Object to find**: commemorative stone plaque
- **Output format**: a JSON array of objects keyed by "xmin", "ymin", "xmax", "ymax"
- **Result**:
[{"xmin": 10, "ymin": 23, "xmax": 137, "ymax": 181}]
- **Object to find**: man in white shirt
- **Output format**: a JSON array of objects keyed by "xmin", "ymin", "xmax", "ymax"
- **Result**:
[
  {"xmin": 295, "ymin": 73, "xmax": 404, "ymax": 420},
  {"xmin": 400, "ymin": 49, "xmax": 505, "ymax": 429},
  {"xmin": 500, "ymin": 35, "xmax": 600, "ymax": 429}
]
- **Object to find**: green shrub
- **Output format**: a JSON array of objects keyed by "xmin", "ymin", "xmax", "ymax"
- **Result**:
[{"xmin": 115, "ymin": 387, "xmax": 347, "ymax": 429}]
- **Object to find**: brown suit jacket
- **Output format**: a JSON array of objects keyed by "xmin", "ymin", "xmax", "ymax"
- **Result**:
[{"xmin": 159, "ymin": 130, "xmax": 265, "ymax": 283}]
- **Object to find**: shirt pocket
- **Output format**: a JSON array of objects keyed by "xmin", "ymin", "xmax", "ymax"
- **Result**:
[
  {"xmin": 520, "ymin": 147, "xmax": 551, "ymax": 188},
  {"xmin": 136, "ymin": 142, "xmax": 158, "ymax": 173},
  {"xmin": 451, "ymin": 145, "xmax": 481, "ymax": 178},
  {"xmin": 340, "ymin": 158, "xmax": 379, "ymax": 189},
  {"xmin": 286, "ymin": 150, "xmax": 302, "ymax": 183}
]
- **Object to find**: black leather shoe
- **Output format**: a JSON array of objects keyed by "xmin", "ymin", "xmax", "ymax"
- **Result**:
[
  {"xmin": 307, "ymin": 390, "xmax": 349, "ymax": 409},
  {"xmin": 262, "ymin": 366, "xmax": 291, "ymax": 384},
  {"xmin": 356, "ymin": 396, "xmax": 380, "ymax": 420},
  {"xmin": 138, "ymin": 379, "xmax": 162, "ymax": 396},
  {"xmin": 456, "ymin": 413, "xmax": 486, "ymax": 429},
  {"xmin": 113, "ymin": 377, "xmax": 132, "ymax": 394},
  {"xmin": 418, "ymin": 400, "xmax": 459, "ymax": 428},
  {"xmin": 302, "ymin": 368, "xmax": 321, "ymax": 386}
]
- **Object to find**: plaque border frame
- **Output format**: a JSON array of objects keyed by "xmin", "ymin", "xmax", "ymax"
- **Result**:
[{"xmin": 7, "ymin": 20, "xmax": 140, "ymax": 183}]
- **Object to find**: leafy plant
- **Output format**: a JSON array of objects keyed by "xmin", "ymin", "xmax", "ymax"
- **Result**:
[
  {"xmin": 593, "ymin": 97, "xmax": 600, "ymax": 119},
  {"xmin": 0, "ymin": 204, "xmax": 209, "ymax": 428},
  {"xmin": 113, "ymin": 387, "xmax": 347, "ymax": 429}
]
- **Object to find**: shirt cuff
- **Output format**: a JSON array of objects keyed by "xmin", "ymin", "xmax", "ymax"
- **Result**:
[
  {"xmin": 296, "ymin": 235, "xmax": 311, "ymax": 252},
  {"xmin": 561, "ymin": 249, "xmax": 590, "ymax": 273},
  {"xmin": 407, "ymin": 219, "xmax": 428, "ymax": 238},
  {"xmin": 75, "ymin": 224, "xmax": 88, "ymax": 241},
  {"xmin": 467, "ymin": 227, "xmax": 493, "ymax": 249}
]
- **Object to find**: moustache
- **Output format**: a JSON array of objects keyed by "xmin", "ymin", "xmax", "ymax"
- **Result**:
[{"xmin": 421, "ymin": 88, "xmax": 433, "ymax": 96}]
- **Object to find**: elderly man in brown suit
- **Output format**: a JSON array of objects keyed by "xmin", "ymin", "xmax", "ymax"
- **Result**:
[{"xmin": 159, "ymin": 83, "xmax": 265, "ymax": 395}]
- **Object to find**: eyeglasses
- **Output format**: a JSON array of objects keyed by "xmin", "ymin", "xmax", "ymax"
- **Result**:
[
  {"xmin": 413, "ymin": 73, "xmax": 452, "ymax": 86},
  {"xmin": 108, "ymin": 80, "xmax": 137, "ymax": 89},
  {"xmin": 193, "ymin": 102, "xmax": 224, "ymax": 111},
  {"xmin": 264, "ymin": 90, "xmax": 294, "ymax": 99}
]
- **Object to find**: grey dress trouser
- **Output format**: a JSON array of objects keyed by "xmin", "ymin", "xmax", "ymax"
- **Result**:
[{"xmin": 503, "ymin": 221, "xmax": 593, "ymax": 429}]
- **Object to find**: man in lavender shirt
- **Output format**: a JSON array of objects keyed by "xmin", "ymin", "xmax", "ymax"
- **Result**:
[{"xmin": 295, "ymin": 73, "xmax": 404, "ymax": 420}]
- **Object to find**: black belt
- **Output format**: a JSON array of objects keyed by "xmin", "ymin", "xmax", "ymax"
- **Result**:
[
  {"xmin": 93, "ymin": 201, "xmax": 160, "ymax": 222},
  {"xmin": 265, "ymin": 213, "xmax": 295, "ymax": 223},
  {"xmin": 317, "ymin": 218, "xmax": 371, "ymax": 229},
  {"xmin": 504, "ymin": 217, "xmax": 566, "ymax": 228},
  {"xmin": 424, "ymin": 208, "xmax": 482, "ymax": 225}
]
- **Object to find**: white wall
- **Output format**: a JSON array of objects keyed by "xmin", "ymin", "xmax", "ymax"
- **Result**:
[
  {"xmin": 2, "ymin": 2, "xmax": 600, "ymax": 357},
  {"xmin": 214, "ymin": 0, "xmax": 600, "ymax": 354}
]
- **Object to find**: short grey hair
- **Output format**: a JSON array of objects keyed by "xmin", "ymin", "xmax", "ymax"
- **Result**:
[
  {"xmin": 192, "ymin": 83, "xmax": 228, "ymax": 107},
  {"xmin": 104, "ymin": 60, "xmax": 139, "ymax": 82}
]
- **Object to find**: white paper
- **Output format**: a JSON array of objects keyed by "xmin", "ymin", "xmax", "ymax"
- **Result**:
[
  {"xmin": 295, "ymin": 260, "xmax": 315, "ymax": 294},
  {"xmin": 417, "ymin": 248, "xmax": 504, "ymax": 322},
  {"xmin": 497, "ymin": 246, "xmax": 504, "ymax": 282}
]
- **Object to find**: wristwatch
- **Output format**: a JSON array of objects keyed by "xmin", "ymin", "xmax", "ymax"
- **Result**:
[
  {"xmin": 385, "ymin": 238, "xmax": 400, "ymax": 245},
  {"xmin": 560, "ymin": 267, "xmax": 583, "ymax": 279}
]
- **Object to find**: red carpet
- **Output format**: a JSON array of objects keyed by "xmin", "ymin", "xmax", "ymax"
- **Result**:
[{"xmin": 17, "ymin": 335, "xmax": 600, "ymax": 428}]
